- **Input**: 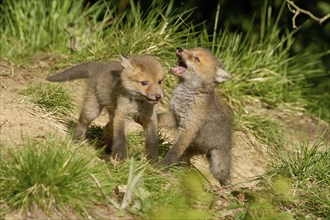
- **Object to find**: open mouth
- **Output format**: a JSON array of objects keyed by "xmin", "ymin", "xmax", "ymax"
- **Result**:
[
  {"xmin": 171, "ymin": 50, "xmax": 187, "ymax": 75},
  {"xmin": 145, "ymin": 95, "xmax": 162, "ymax": 104},
  {"xmin": 146, "ymin": 98, "xmax": 159, "ymax": 104},
  {"xmin": 136, "ymin": 95, "xmax": 160, "ymax": 104}
]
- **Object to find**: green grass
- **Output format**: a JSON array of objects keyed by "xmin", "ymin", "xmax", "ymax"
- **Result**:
[
  {"xmin": 0, "ymin": 127, "xmax": 328, "ymax": 218},
  {"xmin": 0, "ymin": 0, "xmax": 112, "ymax": 63},
  {"xmin": 0, "ymin": 133, "xmax": 218, "ymax": 218},
  {"xmin": 268, "ymin": 134, "xmax": 330, "ymax": 218},
  {"xmin": 21, "ymin": 83, "xmax": 74, "ymax": 116},
  {"xmin": 147, "ymin": 170, "xmax": 214, "ymax": 220},
  {"xmin": 105, "ymin": 157, "xmax": 216, "ymax": 219},
  {"xmin": 90, "ymin": 0, "xmax": 195, "ymax": 64},
  {"xmin": 1, "ymin": 0, "xmax": 328, "ymax": 121},
  {"xmin": 229, "ymin": 188, "xmax": 295, "ymax": 220},
  {"xmin": 0, "ymin": 135, "xmax": 112, "ymax": 217},
  {"xmin": 70, "ymin": 130, "xmax": 217, "ymax": 218},
  {"xmin": 220, "ymin": 134, "xmax": 329, "ymax": 219},
  {"xmin": 195, "ymin": 2, "xmax": 329, "ymax": 122},
  {"xmin": 0, "ymin": 0, "xmax": 194, "ymax": 68},
  {"xmin": 235, "ymin": 112, "xmax": 284, "ymax": 150}
]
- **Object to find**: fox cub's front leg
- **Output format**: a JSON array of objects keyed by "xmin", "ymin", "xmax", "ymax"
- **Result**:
[
  {"xmin": 111, "ymin": 115, "xmax": 127, "ymax": 160},
  {"xmin": 161, "ymin": 126, "xmax": 198, "ymax": 165},
  {"xmin": 142, "ymin": 118, "xmax": 159, "ymax": 160}
]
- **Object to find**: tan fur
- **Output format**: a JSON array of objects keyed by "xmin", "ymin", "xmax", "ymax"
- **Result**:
[
  {"xmin": 158, "ymin": 48, "xmax": 233, "ymax": 185},
  {"xmin": 47, "ymin": 55, "xmax": 165, "ymax": 160}
]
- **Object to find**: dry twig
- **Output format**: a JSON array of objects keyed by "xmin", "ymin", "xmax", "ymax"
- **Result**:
[{"xmin": 286, "ymin": 0, "xmax": 330, "ymax": 28}]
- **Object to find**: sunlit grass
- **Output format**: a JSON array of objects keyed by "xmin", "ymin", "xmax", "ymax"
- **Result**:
[
  {"xmin": 0, "ymin": 135, "xmax": 112, "ymax": 217},
  {"xmin": 195, "ymin": 2, "xmax": 329, "ymax": 121},
  {"xmin": 268, "ymin": 134, "xmax": 330, "ymax": 218},
  {"xmin": 1, "ymin": 0, "xmax": 328, "ymax": 121},
  {"xmin": 0, "ymin": 0, "xmax": 112, "ymax": 63},
  {"xmin": 21, "ymin": 83, "xmax": 74, "ymax": 116}
]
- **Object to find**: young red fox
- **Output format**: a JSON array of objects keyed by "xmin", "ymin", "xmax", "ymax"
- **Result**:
[
  {"xmin": 47, "ymin": 54, "xmax": 165, "ymax": 160},
  {"xmin": 158, "ymin": 47, "xmax": 233, "ymax": 185}
]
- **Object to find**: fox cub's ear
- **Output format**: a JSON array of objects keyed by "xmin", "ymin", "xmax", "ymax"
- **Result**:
[
  {"xmin": 215, "ymin": 67, "xmax": 232, "ymax": 83},
  {"xmin": 120, "ymin": 53, "xmax": 131, "ymax": 69}
]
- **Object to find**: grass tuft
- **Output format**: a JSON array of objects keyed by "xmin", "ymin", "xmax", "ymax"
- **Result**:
[
  {"xmin": 235, "ymin": 112, "xmax": 284, "ymax": 150},
  {"xmin": 0, "ymin": 135, "xmax": 112, "ymax": 216},
  {"xmin": 22, "ymin": 83, "xmax": 74, "ymax": 116},
  {"xmin": 0, "ymin": 0, "xmax": 112, "ymax": 63},
  {"xmin": 195, "ymin": 2, "xmax": 329, "ymax": 121},
  {"xmin": 268, "ymin": 134, "xmax": 330, "ymax": 218}
]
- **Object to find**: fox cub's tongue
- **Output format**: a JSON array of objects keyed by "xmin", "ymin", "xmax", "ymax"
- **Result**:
[{"xmin": 171, "ymin": 66, "xmax": 186, "ymax": 75}]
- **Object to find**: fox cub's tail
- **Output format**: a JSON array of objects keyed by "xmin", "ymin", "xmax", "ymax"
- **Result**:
[{"xmin": 47, "ymin": 62, "xmax": 97, "ymax": 82}]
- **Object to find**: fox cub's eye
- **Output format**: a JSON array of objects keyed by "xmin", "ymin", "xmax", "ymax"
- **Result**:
[
  {"xmin": 194, "ymin": 56, "xmax": 200, "ymax": 62},
  {"xmin": 158, "ymin": 80, "xmax": 162, "ymax": 84},
  {"xmin": 141, "ymin": 81, "xmax": 149, "ymax": 86}
]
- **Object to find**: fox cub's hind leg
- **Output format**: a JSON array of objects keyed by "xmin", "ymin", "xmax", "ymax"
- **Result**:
[
  {"xmin": 104, "ymin": 115, "xmax": 114, "ymax": 153},
  {"xmin": 207, "ymin": 149, "xmax": 231, "ymax": 185},
  {"xmin": 74, "ymin": 93, "xmax": 102, "ymax": 140}
]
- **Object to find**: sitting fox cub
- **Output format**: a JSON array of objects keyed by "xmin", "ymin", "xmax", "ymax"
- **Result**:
[
  {"xmin": 47, "ymin": 54, "xmax": 165, "ymax": 160},
  {"xmin": 158, "ymin": 48, "xmax": 233, "ymax": 185}
]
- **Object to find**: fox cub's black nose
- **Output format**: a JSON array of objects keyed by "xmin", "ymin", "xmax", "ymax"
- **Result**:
[
  {"xmin": 155, "ymin": 94, "xmax": 162, "ymax": 100},
  {"xmin": 176, "ymin": 48, "xmax": 183, "ymax": 52}
]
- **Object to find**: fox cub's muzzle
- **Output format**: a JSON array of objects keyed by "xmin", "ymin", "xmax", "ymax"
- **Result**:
[{"xmin": 146, "ymin": 92, "xmax": 162, "ymax": 104}]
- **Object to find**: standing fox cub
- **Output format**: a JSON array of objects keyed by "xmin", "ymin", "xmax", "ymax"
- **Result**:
[
  {"xmin": 47, "ymin": 54, "xmax": 165, "ymax": 160},
  {"xmin": 158, "ymin": 48, "xmax": 233, "ymax": 185}
]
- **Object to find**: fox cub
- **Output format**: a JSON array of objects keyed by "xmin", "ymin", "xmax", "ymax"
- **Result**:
[
  {"xmin": 158, "ymin": 47, "xmax": 233, "ymax": 185},
  {"xmin": 47, "ymin": 54, "xmax": 165, "ymax": 160}
]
